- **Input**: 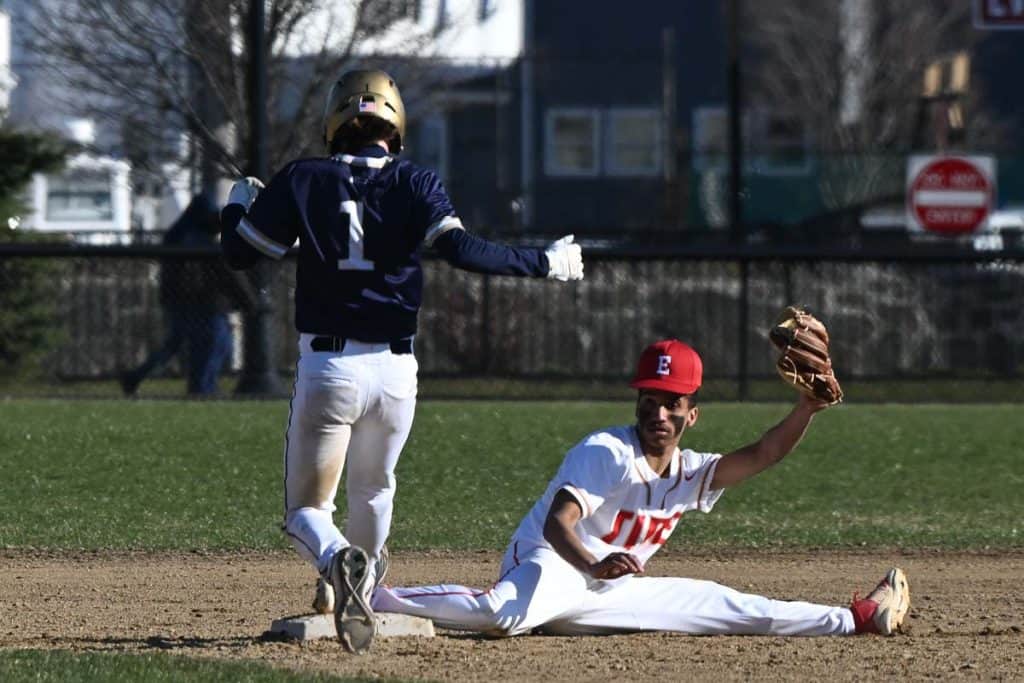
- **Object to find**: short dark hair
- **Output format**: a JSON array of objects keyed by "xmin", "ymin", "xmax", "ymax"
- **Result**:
[{"xmin": 329, "ymin": 116, "xmax": 399, "ymax": 155}]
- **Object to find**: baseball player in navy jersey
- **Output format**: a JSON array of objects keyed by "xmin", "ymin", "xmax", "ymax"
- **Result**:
[
  {"xmin": 219, "ymin": 69, "xmax": 583, "ymax": 653},
  {"xmin": 373, "ymin": 339, "xmax": 911, "ymax": 638}
]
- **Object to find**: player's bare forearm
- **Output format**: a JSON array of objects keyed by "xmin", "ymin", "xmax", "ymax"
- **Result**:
[
  {"xmin": 754, "ymin": 395, "xmax": 826, "ymax": 462},
  {"xmin": 543, "ymin": 491, "xmax": 599, "ymax": 574},
  {"xmin": 543, "ymin": 490, "xmax": 644, "ymax": 580},
  {"xmin": 711, "ymin": 394, "xmax": 827, "ymax": 489}
]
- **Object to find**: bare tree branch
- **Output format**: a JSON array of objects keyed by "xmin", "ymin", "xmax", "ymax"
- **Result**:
[
  {"xmin": 744, "ymin": 0, "xmax": 997, "ymax": 209},
  {"xmin": 24, "ymin": 0, "xmax": 442, "ymax": 184}
]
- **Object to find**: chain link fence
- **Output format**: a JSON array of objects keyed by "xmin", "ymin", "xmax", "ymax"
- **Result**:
[{"xmin": 1, "ymin": 243, "xmax": 1023, "ymax": 400}]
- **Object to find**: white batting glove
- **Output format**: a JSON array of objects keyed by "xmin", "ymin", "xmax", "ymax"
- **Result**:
[
  {"xmin": 227, "ymin": 176, "xmax": 265, "ymax": 211},
  {"xmin": 544, "ymin": 234, "xmax": 584, "ymax": 281}
]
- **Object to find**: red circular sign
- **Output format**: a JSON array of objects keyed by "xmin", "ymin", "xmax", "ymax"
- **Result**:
[{"xmin": 909, "ymin": 158, "xmax": 992, "ymax": 235}]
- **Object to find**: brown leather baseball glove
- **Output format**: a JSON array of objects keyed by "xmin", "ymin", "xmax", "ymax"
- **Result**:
[{"xmin": 768, "ymin": 306, "xmax": 843, "ymax": 406}]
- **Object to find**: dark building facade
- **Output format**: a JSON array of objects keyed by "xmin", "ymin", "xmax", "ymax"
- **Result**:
[
  {"xmin": 404, "ymin": 1, "xmax": 727, "ymax": 240},
  {"xmin": 411, "ymin": 0, "xmax": 1024, "ymax": 244}
]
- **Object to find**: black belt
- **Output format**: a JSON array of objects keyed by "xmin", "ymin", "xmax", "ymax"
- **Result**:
[{"xmin": 310, "ymin": 336, "xmax": 413, "ymax": 355}]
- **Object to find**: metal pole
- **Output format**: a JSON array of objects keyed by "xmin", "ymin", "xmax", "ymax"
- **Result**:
[
  {"xmin": 738, "ymin": 259, "xmax": 750, "ymax": 400},
  {"xmin": 480, "ymin": 273, "xmax": 491, "ymax": 373},
  {"xmin": 235, "ymin": 0, "xmax": 285, "ymax": 396},
  {"xmin": 519, "ymin": 0, "xmax": 534, "ymax": 230},
  {"xmin": 249, "ymin": 0, "xmax": 267, "ymax": 180},
  {"xmin": 727, "ymin": 0, "xmax": 745, "ymax": 245},
  {"xmin": 661, "ymin": 26, "xmax": 678, "ymax": 229}
]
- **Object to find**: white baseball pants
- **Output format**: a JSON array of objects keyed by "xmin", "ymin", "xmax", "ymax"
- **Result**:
[
  {"xmin": 373, "ymin": 544, "xmax": 855, "ymax": 636},
  {"xmin": 283, "ymin": 334, "xmax": 417, "ymax": 580}
]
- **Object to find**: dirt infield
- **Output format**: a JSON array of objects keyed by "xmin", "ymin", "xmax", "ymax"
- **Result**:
[{"xmin": 2, "ymin": 549, "xmax": 1022, "ymax": 681}]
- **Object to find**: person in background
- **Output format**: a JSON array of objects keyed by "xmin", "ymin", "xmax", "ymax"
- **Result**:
[{"xmin": 122, "ymin": 194, "xmax": 253, "ymax": 396}]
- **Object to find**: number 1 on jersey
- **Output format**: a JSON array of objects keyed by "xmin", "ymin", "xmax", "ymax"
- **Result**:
[{"xmin": 337, "ymin": 200, "xmax": 375, "ymax": 271}]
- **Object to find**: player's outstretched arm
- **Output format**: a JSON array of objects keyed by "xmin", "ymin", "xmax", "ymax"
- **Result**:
[
  {"xmin": 543, "ymin": 490, "xmax": 643, "ymax": 580},
  {"xmin": 432, "ymin": 229, "xmax": 584, "ymax": 280},
  {"xmin": 710, "ymin": 393, "xmax": 830, "ymax": 490}
]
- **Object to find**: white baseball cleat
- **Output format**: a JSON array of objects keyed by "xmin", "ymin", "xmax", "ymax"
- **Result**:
[
  {"xmin": 851, "ymin": 567, "xmax": 910, "ymax": 635},
  {"xmin": 329, "ymin": 545, "xmax": 376, "ymax": 653}
]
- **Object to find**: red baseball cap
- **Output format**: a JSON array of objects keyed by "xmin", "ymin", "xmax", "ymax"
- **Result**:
[{"xmin": 630, "ymin": 339, "xmax": 703, "ymax": 395}]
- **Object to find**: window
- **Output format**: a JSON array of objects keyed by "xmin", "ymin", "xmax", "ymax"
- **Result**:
[
  {"xmin": 45, "ymin": 169, "xmax": 113, "ymax": 222},
  {"xmin": 545, "ymin": 108, "xmax": 663, "ymax": 177},
  {"xmin": 544, "ymin": 109, "xmax": 600, "ymax": 177},
  {"xmin": 605, "ymin": 108, "xmax": 662, "ymax": 176},
  {"xmin": 691, "ymin": 106, "xmax": 811, "ymax": 176}
]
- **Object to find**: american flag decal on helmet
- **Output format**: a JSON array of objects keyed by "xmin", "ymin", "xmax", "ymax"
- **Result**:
[{"xmin": 358, "ymin": 97, "xmax": 377, "ymax": 113}]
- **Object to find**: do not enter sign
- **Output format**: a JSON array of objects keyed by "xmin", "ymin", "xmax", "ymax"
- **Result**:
[{"xmin": 906, "ymin": 155, "xmax": 995, "ymax": 235}]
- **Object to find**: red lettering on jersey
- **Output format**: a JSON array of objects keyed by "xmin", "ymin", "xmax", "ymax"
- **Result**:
[
  {"xmin": 641, "ymin": 512, "xmax": 682, "ymax": 545},
  {"xmin": 622, "ymin": 514, "xmax": 648, "ymax": 549},
  {"xmin": 601, "ymin": 510, "xmax": 683, "ymax": 549},
  {"xmin": 600, "ymin": 510, "xmax": 635, "ymax": 543}
]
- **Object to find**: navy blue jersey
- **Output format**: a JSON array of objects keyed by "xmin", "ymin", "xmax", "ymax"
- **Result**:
[{"xmin": 222, "ymin": 147, "xmax": 548, "ymax": 341}]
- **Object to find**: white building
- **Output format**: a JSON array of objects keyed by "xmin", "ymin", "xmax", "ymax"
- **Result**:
[
  {"xmin": 23, "ymin": 154, "xmax": 132, "ymax": 235},
  {"xmin": 0, "ymin": 10, "xmax": 17, "ymax": 117},
  {"xmin": 17, "ymin": 119, "xmax": 134, "ymax": 243}
]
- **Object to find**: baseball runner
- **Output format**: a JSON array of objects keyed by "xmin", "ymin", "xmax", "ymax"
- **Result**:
[
  {"xmin": 373, "ymin": 339, "xmax": 910, "ymax": 637},
  {"xmin": 219, "ymin": 69, "xmax": 583, "ymax": 653}
]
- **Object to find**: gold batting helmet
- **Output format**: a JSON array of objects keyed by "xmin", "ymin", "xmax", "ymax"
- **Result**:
[{"xmin": 323, "ymin": 69, "xmax": 406, "ymax": 153}]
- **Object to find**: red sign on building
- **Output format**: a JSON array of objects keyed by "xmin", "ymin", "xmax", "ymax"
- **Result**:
[
  {"xmin": 974, "ymin": 0, "xmax": 1024, "ymax": 29},
  {"xmin": 906, "ymin": 156, "xmax": 995, "ymax": 236}
]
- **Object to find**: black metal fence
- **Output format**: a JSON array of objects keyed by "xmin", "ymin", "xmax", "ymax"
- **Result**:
[{"xmin": 1, "ymin": 242, "xmax": 1023, "ymax": 400}]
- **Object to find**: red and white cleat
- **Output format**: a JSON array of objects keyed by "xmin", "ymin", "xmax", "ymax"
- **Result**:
[{"xmin": 850, "ymin": 567, "xmax": 911, "ymax": 636}]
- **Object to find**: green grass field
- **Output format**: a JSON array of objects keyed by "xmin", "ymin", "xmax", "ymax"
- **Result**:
[
  {"xmin": 0, "ymin": 650, "xmax": 385, "ymax": 682},
  {"xmin": 6, "ymin": 374, "xmax": 1024, "ymax": 403},
  {"xmin": 1, "ymin": 399, "xmax": 1021, "ymax": 551},
  {"xmin": 1, "ymin": 398, "xmax": 1021, "ymax": 681}
]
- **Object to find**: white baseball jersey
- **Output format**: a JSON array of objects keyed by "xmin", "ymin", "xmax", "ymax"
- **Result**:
[{"xmin": 511, "ymin": 425, "xmax": 723, "ymax": 570}]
